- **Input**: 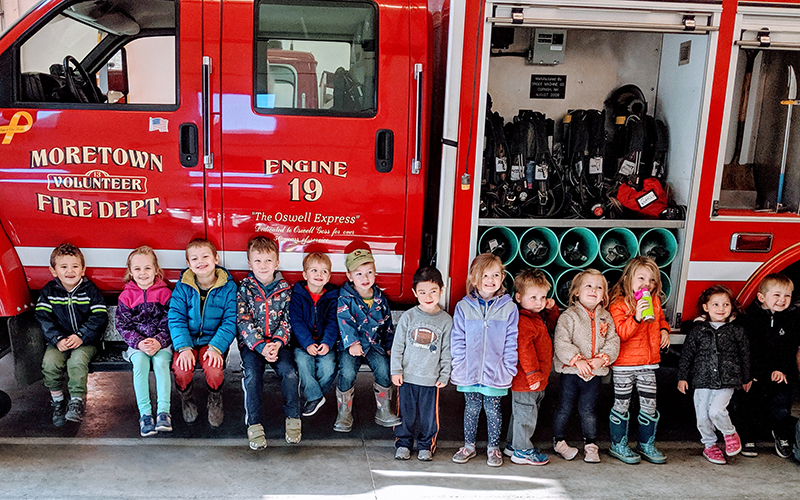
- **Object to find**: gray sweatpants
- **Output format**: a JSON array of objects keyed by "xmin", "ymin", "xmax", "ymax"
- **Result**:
[
  {"xmin": 693, "ymin": 388, "xmax": 736, "ymax": 448},
  {"xmin": 506, "ymin": 390, "xmax": 545, "ymax": 451}
]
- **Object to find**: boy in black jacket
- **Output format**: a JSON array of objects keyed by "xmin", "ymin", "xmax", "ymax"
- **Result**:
[
  {"xmin": 36, "ymin": 243, "xmax": 107, "ymax": 426},
  {"xmin": 737, "ymin": 273, "xmax": 800, "ymax": 458}
]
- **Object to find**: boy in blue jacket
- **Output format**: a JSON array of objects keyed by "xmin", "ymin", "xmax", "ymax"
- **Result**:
[
  {"xmin": 290, "ymin": 252, "xmax": 339, "ymax": 418},
  {"xmin": 169, "ymin": 238, "xmax": 237, "ymax": 428},
  {"xmin": 335, "ymin": 249, "xmax": 400, "ymax": 432}
]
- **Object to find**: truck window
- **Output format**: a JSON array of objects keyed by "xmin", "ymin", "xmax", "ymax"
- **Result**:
[
  {"xmin": 14, "ymin": 0, "xmax": 176, "ymax": 107},
  {"xmin": 254, "ymin": 0, "xmax": 377, "ymax": 116}
]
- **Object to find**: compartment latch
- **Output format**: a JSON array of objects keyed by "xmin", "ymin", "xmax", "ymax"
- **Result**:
[
  {"xmin": 682, "ymin": 16, "xmax": 696, "ymax": 31},
  {"xmin": 757, "ymin": 28, "xmax": 771, "ymax": 47},
  {"xmin": 511, "ymin": 7, "xmax": 524, "ymax": 24}
]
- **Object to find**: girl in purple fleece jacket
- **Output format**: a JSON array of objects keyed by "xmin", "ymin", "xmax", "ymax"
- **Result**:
[{"xmin": 116, "ymin": 246, "xmax": 173, "ymax": 437}]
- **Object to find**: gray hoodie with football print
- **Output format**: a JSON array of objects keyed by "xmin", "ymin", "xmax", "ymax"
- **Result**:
[{"xmin": 390, "ymin": 306, "xmax": 453, "ymax": 387}]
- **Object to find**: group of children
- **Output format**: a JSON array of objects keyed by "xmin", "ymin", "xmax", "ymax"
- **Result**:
[{"xmin": 34, "ymin": 240, "xmax": 800, "ymax": 467}]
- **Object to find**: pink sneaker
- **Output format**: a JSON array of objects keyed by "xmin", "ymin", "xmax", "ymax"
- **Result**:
[
  {"xmin": 703, "ymin": 445, "xmax": 727, "ymax": 465},
  {"xmin": 724, "ymin": 432, "xmax": 742, "ymax": 457}
]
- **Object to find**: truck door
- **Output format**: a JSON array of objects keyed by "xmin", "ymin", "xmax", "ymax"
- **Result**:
[
  {"xmin": 215, "ymin": 0, "xmax": 414, "ymax": 297},
  {"xmin": 0, "ymin": 0, "xmax": 205, "ymax": 287}
]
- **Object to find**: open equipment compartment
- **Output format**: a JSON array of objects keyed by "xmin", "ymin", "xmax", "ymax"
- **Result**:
[{"xmin": 472, "ymin": 1, "xmax": 721, "ymax": 326}]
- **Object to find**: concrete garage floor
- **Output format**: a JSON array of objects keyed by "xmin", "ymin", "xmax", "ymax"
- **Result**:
[{"xmin": 0, "ymin": 348, "xmax": 798, "ymax": 500}]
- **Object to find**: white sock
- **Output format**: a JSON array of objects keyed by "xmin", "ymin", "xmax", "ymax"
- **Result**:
[{"xmin": 51, "ymin": 392, "xmax": 64, "ymax": 402}]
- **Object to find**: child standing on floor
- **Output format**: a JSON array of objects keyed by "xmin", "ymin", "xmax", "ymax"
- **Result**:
[
  {"xmin": 169, "ymin": 238, "xmax": 237, "ymax": 428},
  {"xmin": 237, "ymin": 236, "xmax": 301, "ymax": 448},
  {"xmin": 607, "ymin": 256, "xmax": 670, "ymax": 464},
  {"xmin": 505, "ymin": 269, "xmax": 558, "ymax": 467},
  {"xmin": 391, "ymin": 266, "xmax": 452, "ymax": 461},
  {"xmin": 678, "ymin": 285, "xmax": 749, "ymax": 465},
  {"xmin": 290, "ymin": 252, "xmax": 339, "ymax": 418},
  {"xmin": 552, "ymin": 269, "xmax": 619, "ymax": 464},
  {"xmin": 737, "ymin": 273, "xmax": 800, "ymax": 459},
  {"xmin": 36, "ymin": 243, "xmax": 108, "ymax": 427},
  {"xmin": 116, "ymin": 246, "xmax": 173, "ymax": 436},
  {"xmin": 451, "ymin": 253, "xmax": 518, "ymax": 468}
]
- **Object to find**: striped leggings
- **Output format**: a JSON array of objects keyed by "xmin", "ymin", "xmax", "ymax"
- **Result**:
[{"xmin": 612, "ymin": 368, "xmax": 657, "ymax": 417}]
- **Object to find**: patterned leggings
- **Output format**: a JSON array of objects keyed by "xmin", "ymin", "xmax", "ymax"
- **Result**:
[
  {"xmin": 612, "ymin": 368, "xmax": 657, "ymax": 417},
  {"xmin": 463, "ymin": 392, "xmax": 502, "ymax": 449}
]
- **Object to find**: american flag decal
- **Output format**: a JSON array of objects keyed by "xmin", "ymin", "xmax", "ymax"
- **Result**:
[{"xmin": 149, "ymin": 117, "xmax": 169, "ymax": 132}]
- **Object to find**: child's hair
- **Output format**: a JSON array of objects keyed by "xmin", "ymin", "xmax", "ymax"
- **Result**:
[
  {"xmin": 124, "ymin": 246, "xmax": 164, "ymax": 283},
  {"xmin": 514, "ymin": 268, "xmax": 551, "ymax": 295},
  {"xmin": 609, "ymin": 256, "xmax": 663, "ymax": 313},
  {"xmin": 246, "ymin": 236, "xmax": 279, "ymax": 259},
  {"xmin": 466, "ymin": 253, "xmax": 505, "ymax": 296},
  {"xmin": 185, "ymin": 238, "xmax": 217, "ymax": 260},
  {"xmin": 757, "ymin": 273, "xmax": 794, "ymax": 295},
  {"xmin": 413, "ymin": 266, "xmax": 444, "ymax": 289},
  {"xmin": 303, "ymin": 251, "xmax": 331, "ymax": 271},
  {"xmin": 696, "ymin": 284, "xmax": 739, "ymax": 318},
  {"xmin": 568, "ymin": 268, "xmax": 608, "ymax": 307},
  {"xmin": 50, "ymin": 243, "xmax": 84, "ymax": 268}
]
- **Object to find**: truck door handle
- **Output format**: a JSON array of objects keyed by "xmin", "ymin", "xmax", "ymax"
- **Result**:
[
  {"xmin": 180, "ymin": 123, "xmax": 198, "ymax": 167},
  {"xmin": 375, "ymin": 129, "xmax": 394, "ymax": 173},
  {"xmin": 202, "ymin": 56, "xmax": 213, "ymax": 169}
]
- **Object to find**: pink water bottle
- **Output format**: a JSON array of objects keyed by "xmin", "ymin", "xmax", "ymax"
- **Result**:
[{"xmin": 634, "ymin": 289, "xmax": 655, "ymax": 322}]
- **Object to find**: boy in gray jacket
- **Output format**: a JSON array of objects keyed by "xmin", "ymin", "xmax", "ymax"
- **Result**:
[{"xmin": 391, "ymin": 266, "xmax": 452, "ymax": 461}]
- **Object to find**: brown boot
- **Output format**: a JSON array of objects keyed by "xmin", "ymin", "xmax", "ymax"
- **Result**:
[
  {"xmin": 207, "ymin": 387, "xmax": 224, "ymax": 428},
  {"xmin": 178, "ymin": 383, "xmax": 198, "ymax": 424}
]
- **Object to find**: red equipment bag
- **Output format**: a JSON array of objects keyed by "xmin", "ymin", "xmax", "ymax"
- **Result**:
[{"xmin": 616, "ymin": 178, "xmax": 669, "ymax": 218}]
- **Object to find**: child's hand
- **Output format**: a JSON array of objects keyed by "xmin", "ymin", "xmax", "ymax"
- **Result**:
[
  {"xmin": 588, "ymin": 358, "xmax": 605, "ymax": 372},
  {"xmin": 545, "ymin": 298, "xmax": 556, "ymax": 310},
  {"xmin": 63, "ymin": 334, "xmax": 83, "ymax": 349},
  {"xmin": 575, "ymin": 359, "xmax": 592, "ymax": 378},
  {"xmin": 635, "ymin": 298, "xmax": 649, "ymax": 321},
  {"xmin": 317, "ymin": 344, "xmax": 330, "ymax": 356},
  {"xmin": 660, "ymin": 329, "xmax": 670, "ymax": 349},
  {"xmin": 306, "ymin": 344, "xmax": 319, "ymax": 356},
  {"xmin": 435, "ymin": 381, "xmax": 447, "ymax": 388},
  {"xmin": 348, "ymin": 343, "xmax": 364, "ymax": 357},
  {"xmin": 176, "ymin": 349, "xmax": 196, "ymax": 372},
  {"xmin": 262, "ymin": 342, "xmax": 280, "ymax": 363},
  {"xmin": 203, "ymin": 348, "xmax": 224, "ymax": 369},
  {"xmin": 771, "ymin": 370, "xmax": 788, "ymax": 384},
  {"xmin": 743, "ymin": 380, "xmax": 753, "ymax": 392},
  {"xmin": 529, "ymin": 381, "xmax": 540, "ymax": 391},
  {"xmin": 677, "ymin": 380, "xmax": 688, "ymax": 394},
  {"xmin": 56, "ymin": 338, "xmax": 71, "ymax": 352},
  {"xmin": 391, "ymin": 374, "xmax": 403, "ymax": 386}
]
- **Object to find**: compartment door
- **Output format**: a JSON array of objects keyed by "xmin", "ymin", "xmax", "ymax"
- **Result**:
[{"xmin": 217, "ymin": 0, "xmax": 412, "ymax": 296}]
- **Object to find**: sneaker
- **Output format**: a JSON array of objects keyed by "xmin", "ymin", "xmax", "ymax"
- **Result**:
[
  {"xmin": 285, "ymin": 417, "xmax": 302, "ymax": 444},
  {"xmin": 139, "ymin": 414, "xmax": 157, "ymax": 437},
  {"xmin": 723, "ymin": 432, "xmax": 742, "ymax": 456},
  {"xmin": 773, "ymin": 430, "xmax": 791, "ymax": 459},
  {"xmin": 302, "ymin": 396, "xmax": 326, "ymax": 417},
  {"xmin": 247, "ymin": 423, "xmax": 267, "ymax": 451},
  {"xmin": 741, "ymin": 442, "xmax": 758, "ymax": 457},
  {"xmin": 64, "ymin": 398, "xmax": 85, "ymax": 423},
  {"xmin": 452, "ymin": 446, "xmax": 477, "ymax": 464},
  {"xmin": 553, "ymin": 440, "xmax": 579, "ymax": 461},
  {"xmin": 511, "ymin": 447, "xmax": 549, "ymax": 466},
  {"xmin": 503, "ymin": 444, "xmax": 515, "ymax": 457},
  {"xmin": 418, "ymin": 449, "xmax": 433, "ymax": 461},
  {"xmin": 51, "ymin": 399, "xmax": 66, "ymax": 427},
  {"xmin": 703, "ymin": 445, "xmax": 727, "ymax": 464},
  {"xmin": 155, "ymin": 412, "xmax": 173, "ymax": 432},
  {"xmin": 487, "ymin": 448, "xmax": 503, "ymax": 467},
  {"xmin": 395, "ymin": 446, "xmax": 411, "ymax": 460},
  {"xmin": 583, "ymin": 443, "xmax": 600, "ymax": 463}
]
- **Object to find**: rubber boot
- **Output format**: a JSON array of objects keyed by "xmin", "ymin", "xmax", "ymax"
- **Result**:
[
  {"xmin": 608, "ymin": 409, "xmax": 641, "ymax": 464},
  {"xmin": 207, "ymin": 387, "xmax": 224, "ymax": 428},
  {"xmin": 373, "ymin": 383, "xmax": 401, "ymax": 427},
  {"xmin": 333, "ymin": 387, "xmax": 354, "ymax": 433},
  {"xmin": 636, "ymin": 411, "xmax": 667, "ymax": 464},
  {"xmin": 178, "ymin": 383, "xmax": 198, "ymax": 424}
]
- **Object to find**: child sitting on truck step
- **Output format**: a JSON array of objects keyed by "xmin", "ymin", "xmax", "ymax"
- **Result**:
[
  {"xmin": 168, "ymin": 238, "xmax": 237, "ymax": 428},
  {"xmin": 36, "ymin": 243, "xmax": 108, "ymax": 427}
]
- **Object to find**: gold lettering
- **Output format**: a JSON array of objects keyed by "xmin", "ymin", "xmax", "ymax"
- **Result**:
[
  {"xmin": 265, "ymin": 159, "xmax": 279, "ymax": 175},
  {"xmin": 82, "ymin": 146, "xmax": 97, "ymax": 164},
  {"xmin": 65, "ymin": 147, "xmax": 80, "ymax": 164},
  {"xmin": 30, "ymin": 149, "xmax": 48, "ymax": 168}
]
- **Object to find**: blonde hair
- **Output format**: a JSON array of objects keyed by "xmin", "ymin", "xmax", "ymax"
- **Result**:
[
  {"xmin": 514, "ymin": 268, "xmax": 551, "ymax": 295},
  {"xmin": 758, "ymin": 273, "xmax": 794, "ymax": 295},
  {"xmin": 569, "ymin": 268, "xmax": 608, "ymax": 307},
  {"xmin": 124, "ymin": 246, "xmax": 164, "ymax": 283},
  {"xmin": 467, "ymin": 253, "xmax": 506, "ymax": 296},
  {"xmin": 185, "ymin": 238, "xmax": 217, "ymax": 260},
  {"xmin": 303, "ymin": 251, "xmax": 331, "ymax": 271},
  {"xmin": 609, "ymin": 256, "xmax": 662, "ymax": 313}
]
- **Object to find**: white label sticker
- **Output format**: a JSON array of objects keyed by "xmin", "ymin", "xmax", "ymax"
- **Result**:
[
  {"xmin": 488, "ymin": 239, "xmax": 500, "ymax": 251},
  {"xmin": 589, "ymin": 157, "xmax": 603, "ymax": 175},
  {"xmin": 495, "ymin": 157, "xmax": 507, "ymax": 173},
  {"xmin": 619, "ymin": 159, "xmax": 636, "ymax": 176},
  {"xmin": 637, "ymin": 190, "xmax": 657, "ymax": 208},
  {"xmin": 535, "ymin": 164, "xmax": 548, "ymax": 180},
  {"xmin": 510, "ymin": 163, "xmax": 522, "ymax": 181}
]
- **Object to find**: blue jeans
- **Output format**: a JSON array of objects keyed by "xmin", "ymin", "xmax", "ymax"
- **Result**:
[
  {"xmin": 337, "ymin": 347, "xmax": 391, "ymax": 391},
  {"xmin": 552, "ymin": 373, "xmax": 600, "ymax": 444},
  {"xmin": 240, "ymin": 345, "xmax": 300, "ymax": 425},
  {"xmin": 294, "ymin": 347, "xmax": 336, "ymax": 402}
]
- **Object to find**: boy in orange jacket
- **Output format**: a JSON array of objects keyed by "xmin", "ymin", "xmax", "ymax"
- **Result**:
[{"xmin": 505, "ymin": 269, "xmax": 559, "ymax": 466}]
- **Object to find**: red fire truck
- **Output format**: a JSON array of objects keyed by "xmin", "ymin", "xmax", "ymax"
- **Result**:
[{"xmin": 0, "ymin": 0, "xmax": 799, "ymax": 382}]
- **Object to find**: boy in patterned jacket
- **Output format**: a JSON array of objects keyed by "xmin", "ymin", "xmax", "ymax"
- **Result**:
[
  {"xmin": 36, "ymin": 243, "xmax": 108, "ymax": 427},
  {"xmin": 237, "ymin": 236, "xmax": 300, "ymax": 449}
]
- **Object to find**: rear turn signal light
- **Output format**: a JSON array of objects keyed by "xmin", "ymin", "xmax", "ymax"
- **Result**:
[{"xmin": 730, "ymin": 233, "xmax": 773, "ymax": 253}]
